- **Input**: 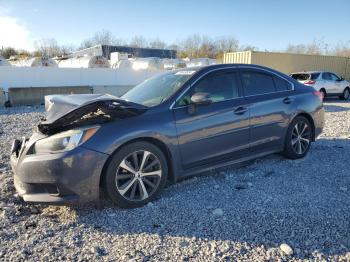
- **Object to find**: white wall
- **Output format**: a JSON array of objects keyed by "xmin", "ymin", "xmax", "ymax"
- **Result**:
[{"xmin": 0, "ymin": 67, "xmax": 165, "ymax": 91}]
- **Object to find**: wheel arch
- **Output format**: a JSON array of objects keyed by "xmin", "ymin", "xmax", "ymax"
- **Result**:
[{"xmin": 99, "ymin": 137, "xmax": 176, "ymax": 188}]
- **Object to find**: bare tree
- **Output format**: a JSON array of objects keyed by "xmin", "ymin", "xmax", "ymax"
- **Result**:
[
  {"xmin": 239, "ymin": 44, "xmax": 258, "ymax": 51},
  {"xmin": 216, "ymin": 36, "xmax": 239, "ymax": 53},
  {"xmin": 215, "ymin": 36, "xmax": 240, "ymax": 60},
  {"xmin": 286, "ymin": 43, "xmax": 307, "ymax": 54},
  {"xmin": 34, "ymin": 38, "xmax": 62, "ymax": 57},
  {"xmin": 167, "ymin": 44, "xmax": 180, "ymax": 51},
  {"xmin": 333, "ymin": 41, "xmax": 350, "ymax": 57},
  {"xmin": 0, "ymin": 47, "xmax": 18, "ymax": 59},
  {"xmin": 17, "ymin": 49, "xmax": 31, "ymax": 57},
  {"xmin": 149, "ymin": 38, "xmax": 166, "ymax": 49},
  {"xmin": 178, "ymin": 34, "xmax": 202, "ymax": 58},
  {"xmin": 93, "ymin": 30, "xmax": 115, "ymax": 44},
  {"xmin": 80, "ymin": 30, "xmax": 126, "ymax": 49},
  {"xmin": 178, "ymin": 35, "xmax": 240, "ymax": 59},
  {"xmin": 60, "ymin": 44, "xmax": 76, "ymax": 56},
  {"xmin": 198, "ymin": 36, "xmax": 216, "ymax": 58},
  {"xmin": 80, "ymin": 39, "xmax": 94, "ymax": 49},
  {"xmin": 129, "ymin": 36, "xmax": 148, "ymax": 48},
  {"xmin": 286, "ymin": 40, "xmax": 327, "ymax": 55},
  {"xmin": 305, "ymin": 40, "xmax": 325, "ymax": 55}
]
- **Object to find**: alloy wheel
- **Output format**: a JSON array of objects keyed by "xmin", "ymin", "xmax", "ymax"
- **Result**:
[
  {"xmin": 344, "ymin": 89, "xmax": 350, "ymax": 99},
  {"xmin": 291, "ymin": 121, "xmax": 311, "ymax": 155},
  {"xmin": 115, "ymin": 150, "xmax": 162, "ymax": 201}
]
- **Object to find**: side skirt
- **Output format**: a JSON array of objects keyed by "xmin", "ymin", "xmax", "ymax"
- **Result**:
[{"xmin": 177, "ymin": 148, "xmax": 282, "ymax": 178}]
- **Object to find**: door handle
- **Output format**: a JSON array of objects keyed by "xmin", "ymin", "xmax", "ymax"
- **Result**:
[
  {"xmin": 234, "ymin": 106, "xmax": 248, "ymax": 115},
  {"xmin": 283, "ymin": 97, "xmax": 293, "ymax": 104}
]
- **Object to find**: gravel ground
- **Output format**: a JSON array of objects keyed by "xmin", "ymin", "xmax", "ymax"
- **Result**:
[{"xmin": 0, "ymin": 99, "xmax": 349, "ymax": 261}]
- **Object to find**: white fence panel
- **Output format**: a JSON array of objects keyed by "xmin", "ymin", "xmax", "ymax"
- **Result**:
[{"xmin": 0, "ymin": 67, "xmax": 165, "ymax": 91}]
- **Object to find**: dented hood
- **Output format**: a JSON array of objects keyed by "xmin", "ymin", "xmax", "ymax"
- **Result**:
[{"xmin": 38, "ymin": 94, "xmax": 147, "ymax": 135}]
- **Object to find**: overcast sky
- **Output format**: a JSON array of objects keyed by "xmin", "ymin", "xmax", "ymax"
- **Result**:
[{"xmin": 1, "ymin": 0, "xmax": 350, "ymax": 51}]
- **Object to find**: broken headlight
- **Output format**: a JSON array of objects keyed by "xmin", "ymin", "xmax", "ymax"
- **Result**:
[{"xmin": 34, "ymin": 126, "xmax": 99, "ymax": 154}]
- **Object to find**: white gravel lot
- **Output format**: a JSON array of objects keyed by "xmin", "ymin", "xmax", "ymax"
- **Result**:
[{"xmin": 0, "ymin": 99, "xmax": 349, "ymax": 261}]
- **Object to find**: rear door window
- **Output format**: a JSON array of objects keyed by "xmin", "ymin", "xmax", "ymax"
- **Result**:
[
  {"xmin": 241, "ymin": 70, "xmax": 276, "ymax": 96},
  {"xmin": 273, "ymin": 76, "xmax": 292, "ymax": 91},
  {"xmin": 310, "ymin": 73, "xmax": 320, "ymax": 80}
]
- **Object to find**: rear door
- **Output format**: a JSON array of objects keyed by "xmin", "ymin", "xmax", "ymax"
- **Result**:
[
  {"xmin": 239, "ymin": 69, "xmax": 294, "ymax": 153},
  {"xmin": 173, "ymin": 69, "xmax": 250, "ymax": 170}
]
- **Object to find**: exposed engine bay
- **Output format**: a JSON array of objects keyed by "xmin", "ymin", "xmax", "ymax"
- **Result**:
[{"xmin": 37, "ymin": 94, "xmax": 147, "ymax": 135}]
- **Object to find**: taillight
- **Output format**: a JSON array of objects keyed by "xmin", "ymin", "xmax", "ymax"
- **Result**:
[
  {"xmin": 304, "ymin": 80, "xmax": 316, "ymax": 85},
  {"xmin": 313, "ymin": 91, "xmax": 324, "ymax": 101}
]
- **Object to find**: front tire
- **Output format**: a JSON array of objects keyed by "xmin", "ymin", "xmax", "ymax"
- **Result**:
[
  {"xmin": 104, "ymin": 141, "xmax": 168, "ymax": 208},
  {"xmin": 283, "ymin": 116, "xmax": 312, "ymax": 159},
  {"xmin": 340, "ymin": 87, "xmax": 350, "ymax": 100}
]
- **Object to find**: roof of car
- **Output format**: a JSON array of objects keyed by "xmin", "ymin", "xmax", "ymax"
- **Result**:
[{"xmin": 176, "ymin": 63, "xmax": 287, "ymax": 72}]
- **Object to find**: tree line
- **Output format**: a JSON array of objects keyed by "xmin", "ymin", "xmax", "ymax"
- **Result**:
[{"xmin": 1, "ymin": 30, "xmax": 350, "ymax": 60}]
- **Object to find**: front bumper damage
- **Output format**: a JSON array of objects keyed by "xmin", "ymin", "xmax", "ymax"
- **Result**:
[
  {"xmin": 9, "ymin": 94, "xmax": 146, "ymax": 204},
  {"xmin": 10, "ymin": 135, "xmax": 109, "ymax": 204}
]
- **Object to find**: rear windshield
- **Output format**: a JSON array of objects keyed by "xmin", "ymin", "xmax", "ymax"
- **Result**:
[{"xmin": 291, "ymin": 73, "xmax": 320, "ymax": 81}]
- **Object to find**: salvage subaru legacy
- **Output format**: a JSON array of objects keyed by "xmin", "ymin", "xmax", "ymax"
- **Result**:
[{"xmin": 10, "ymin": 64, "xmax": 325, "ymax": 208}]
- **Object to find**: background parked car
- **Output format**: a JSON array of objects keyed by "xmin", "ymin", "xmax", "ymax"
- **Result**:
[{"xmin": 290, "ymin": 71, "xmax": 350, "ymax": 100}]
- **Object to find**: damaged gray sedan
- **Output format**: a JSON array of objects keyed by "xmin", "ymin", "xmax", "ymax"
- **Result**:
[{"xmin": 10, "ymin": 64, "xmax": 324, "ymax": 208}]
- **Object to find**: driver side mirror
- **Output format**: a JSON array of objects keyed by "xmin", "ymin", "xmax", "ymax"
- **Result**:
[
  {"xmin": 188, "ymin": 92, "xmax": 212, "ymax": 114},
  {"xmin": 190, "ymin": 92, "xmax": 212, "ymax": 106},
  {"xmin": 339, "ymin": 76, "xmax": 344, "ymax": 81}
]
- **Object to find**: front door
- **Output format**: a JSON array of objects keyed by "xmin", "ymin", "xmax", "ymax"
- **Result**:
[
  {"xmin": 322, "ymin": 72, "xmax": 337, "ymax": 94},
  {"xmin": 329, "ymin": 73, "xmax": 344, "ymax": 93},
  {"xmin": 172, "ymin": 69, "xmax": 250, "ymax": 170}
]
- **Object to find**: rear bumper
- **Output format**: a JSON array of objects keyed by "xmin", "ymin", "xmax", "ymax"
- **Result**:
[{"xmin": 10, "ymin": 145, "xmax": 109, "ymax": 204}]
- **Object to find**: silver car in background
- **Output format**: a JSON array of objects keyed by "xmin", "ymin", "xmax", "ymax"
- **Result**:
[{"xmin": 290, "ymin": 71, "xmax": 350, "ymax": 100}]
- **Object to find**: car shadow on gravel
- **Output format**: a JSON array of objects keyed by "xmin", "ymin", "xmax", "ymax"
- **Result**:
[
  {"xmin": 323, "ymin": 99, "xmax": 350, "ymax": 112},
  {"xmin": 64, "ymin": 138, "xmax": 350, "ymax": 260},
  {"xmin": 324, "ymin": 104, "xmax": 350, "ymax": 112}
]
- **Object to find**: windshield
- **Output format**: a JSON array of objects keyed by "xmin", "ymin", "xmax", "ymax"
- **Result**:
[{"xmin": 121, "ymin": 70, "xmax": 196, "ymax": 106}]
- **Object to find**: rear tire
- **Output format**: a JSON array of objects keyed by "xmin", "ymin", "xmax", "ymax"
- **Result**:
[
  {"xmin": 320, "ymin": 89, "xmax": 326, "ymax": 100},
  {"xmin": 103, "ymin": 141, "xmax": 168, "ymax": 208},
  {"xmin": 283, "ymin": 116, "xmax": 312, "ymax": 159},
  {"xmin": 4, "ymin": 100, "xmax": 11, "ymax": 107},
  {"xmin": 340, "ymin": 87, "xmax": 350, "ymax": 100}
]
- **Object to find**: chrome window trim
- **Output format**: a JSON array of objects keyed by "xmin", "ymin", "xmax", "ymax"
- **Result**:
[
  {"xmin": 172, "ymin": 96, "xmax": 243, "ymax": 110},
  {"xmin": 239, "ymin": 65, "xmax": 295, "ymax": 91},
  {"xmin": 242, "ymin": 89, "xmax": 293, "ymax": 98},
  {"xmin": 170, "ymin": 65, "xmax": 295, "ymax": 110}
]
